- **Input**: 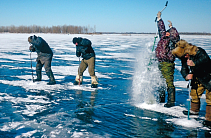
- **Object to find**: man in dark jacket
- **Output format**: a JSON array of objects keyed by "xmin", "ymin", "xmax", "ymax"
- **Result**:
[
  {"xmin": 172, "ymin": 39, "xmax": 211, "ymax": 128},
  {"xmin": 28, "ymin": 35, "xmax": 56, "ymax": 85},
  {"xmin": 72, "ymin": 37, "xmax": 98, "ymax": 88},
  {"xmin": 155, "ymin": 11, "xmax": 180, "ymax": 107}
]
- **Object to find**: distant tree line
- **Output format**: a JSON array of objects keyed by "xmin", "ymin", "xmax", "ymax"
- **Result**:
[
  {"xmin": 179, "ymin": 32, "xmax": 211, "ymax": 35},
  {"xmin": 96, "ymin": 32, "xmax": 211, "ymax": 35},
  {"xmin": 0, "ymin": 25, "xmax": 96, "ymax": 34}
]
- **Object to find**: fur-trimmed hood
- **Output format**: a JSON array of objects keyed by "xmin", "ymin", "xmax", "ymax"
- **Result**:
[{"xmin": 172, "ymin": 39, "xmax": 198, "ymax": 58}]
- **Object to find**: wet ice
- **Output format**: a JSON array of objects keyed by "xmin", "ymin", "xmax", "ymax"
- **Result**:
[{"xmin": 0, "ymin": 33, "xmax": 211, "ymax": 137}]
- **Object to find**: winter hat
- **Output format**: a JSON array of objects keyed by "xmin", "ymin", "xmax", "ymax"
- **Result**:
[
  {"xmin": 72, "ymin": 37, "xmax": 82, "ymax": 44},
  {"xmin": 172, "ymin": 39, "xmax": 198, "ymax": 58},
  {"xmin": 28, "ymin": 35, "xmax": 37, "ymax": 43}
]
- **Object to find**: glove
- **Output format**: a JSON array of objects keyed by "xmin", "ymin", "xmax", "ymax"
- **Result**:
[
  {"xmin": 29, "ymin": 45, "xmax": 35, "ymax": 52},
  {"xmin": 168, "ymin": 20, "xmax": 172, "ymax": 28},
  {"xmin": 157, "ymin": 11, "xmax": 161, "ymax": 21}
]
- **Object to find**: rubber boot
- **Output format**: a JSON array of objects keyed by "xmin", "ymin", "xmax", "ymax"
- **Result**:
[
  {"xmin": 34, "ymin": 70, "xmax": 42, "ymax": 82},
  {"xmin": 164, "ymin": 87, "xmax": 175, "ymax": 108},
  {"xmin": 203, "ymin": 105, "xmax": 211, "ymax": 128},
  {"xmin": 73, "ymin": 75, "xmax": 83, "ymax": 85},
  {"xmin": 183, "ymin": 101, "xmax": 200, "ymax": 115},
  {"xmin": 91, "ymin": 76, "xmax": 98, "ymax": 88},
  {"xmin": 46, "ymin": 71, "xmax": 56, "ymax": 85}
]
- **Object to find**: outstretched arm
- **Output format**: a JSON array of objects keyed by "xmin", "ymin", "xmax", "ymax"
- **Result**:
[{"xmin": 157, "ymin": 18, "xmax": 166, "ymax": 39}]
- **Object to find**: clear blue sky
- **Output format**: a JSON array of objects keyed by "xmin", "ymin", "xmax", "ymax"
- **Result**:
[{"xmin": 0, "ymin": 0, "xmax": 211, "ymax": 33}]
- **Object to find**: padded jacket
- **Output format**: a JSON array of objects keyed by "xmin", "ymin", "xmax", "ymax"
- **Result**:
[
  {"xmin": 76, "ymin": 38, "xmax": 95, "ymax": 60},
  {"xmin": 155, "ymin": 19, "xmax": 180, "ymax": 63},
  {"xmin": 30, "ymin": 37, "xmax": 53, "ymax": 55},
  {"xmin": 181, "ymin": 47, "xmax": 211, "ymax": 90}
]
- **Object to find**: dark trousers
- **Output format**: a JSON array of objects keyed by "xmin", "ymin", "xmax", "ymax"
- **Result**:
[{"xmin": 36, "ymin": 53, "xmax": 53, "ymax": 73}]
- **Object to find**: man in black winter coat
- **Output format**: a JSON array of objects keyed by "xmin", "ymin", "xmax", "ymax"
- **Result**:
[
  {"xmin": 28, "ymin": 35, "xmax": 56, "ymax": 85},
  {"xmin": 172, "ymin": 39, "xmax": 211, "ymax": 128},
  {"xmin": 72, "ymin": 37, "xmax": 98, "ymax": 88}
]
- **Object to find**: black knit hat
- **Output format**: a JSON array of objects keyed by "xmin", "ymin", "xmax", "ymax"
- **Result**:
[
  {"xmin": 31, "ymin": 35, "xmax": 37, "ymax": 40},
  {"xmin": 72, "ymin": 37, "xmax": 82, "ymax": 44},
  {"xmin": 28, "ymin": 35, "xmax": 37, "ymax": 43}
]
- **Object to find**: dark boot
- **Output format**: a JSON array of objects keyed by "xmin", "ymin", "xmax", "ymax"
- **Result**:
[
  {"xmin": 158, "ymin": 88, "xmax": 165, "ymax": 103},
  {"xmin": 164, "ymin": 87, "xmax": 175, "ymax": 108},
  {"xmin": 203, "ymin": 105, "xmax": 211, "ymax": 128},
  {"xmin": 46, "ymin": 71, "xmax": 56, "ymax": 85},
  {"xmin": 203, "ymin": 120, "xmax": 211, "ymax": 129},
  {"xmin": 34, "ymin": 70, "xmax": 42, "ymax": 82},
  {"xmin": 182, "ymin": 110, "xmax": 199, "ymax": 116},
  {"xmin": 183, "ymin": 101, "xmax": 200, "ymax": 115}
]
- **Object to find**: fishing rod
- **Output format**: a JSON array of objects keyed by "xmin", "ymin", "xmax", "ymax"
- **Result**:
[
  {"xmin": 187, "ymin": 63, "xmax": 192, "ymax": 120},
  {"xmin": 187, "ymin": 66, "xmax": 191, "ymax": 120},
  {"xmin": 78, "ymin": 57, "xmax": 81, "ymax": 85},
  {"xmin": 152, "ymin": 1, "xmax": 168, "ymax": 51},
  {"xmin": 154, "ymin": 1, "xmax": 168, "ymax": 23},
  {"xmin": 148, "ymin": 1, "xmax": 168, "ymax": 67},
  {"xmin": 30, "ymin": 52, "xmax": 34, "ymax": 82},
  {"xmin": 161, "ymin": 1, "xmax": 168, "ymax": 12}
]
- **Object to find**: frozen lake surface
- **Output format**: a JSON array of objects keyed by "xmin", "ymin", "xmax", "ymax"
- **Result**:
[{"xmin": 0, "ymin": 33, "xmax": 211, "ymax": 137}]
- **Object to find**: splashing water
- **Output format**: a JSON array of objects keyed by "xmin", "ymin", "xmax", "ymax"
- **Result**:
[{"xmin": 132, "ymin": 42, "xmax": 166, "ymax": 104}]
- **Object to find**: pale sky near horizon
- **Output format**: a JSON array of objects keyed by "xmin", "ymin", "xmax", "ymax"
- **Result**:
[{"xmin": 0, "ymin": 0, "xmax": 211, "ymax": 33}]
